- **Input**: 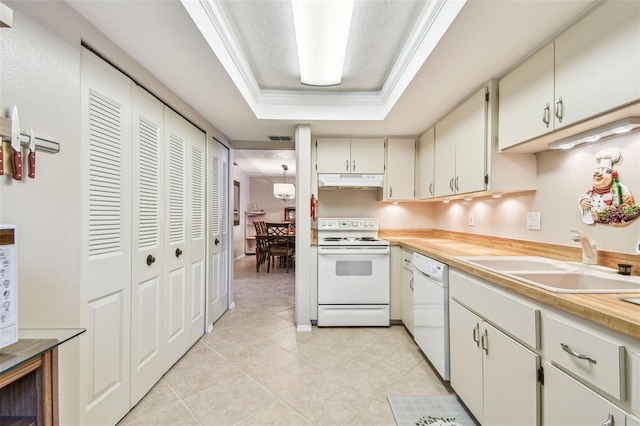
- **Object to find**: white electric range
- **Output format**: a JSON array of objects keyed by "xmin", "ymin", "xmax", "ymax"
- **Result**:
[{"xmin": 316, "ymin": 218, "xmax": 390, "ymax": 326}]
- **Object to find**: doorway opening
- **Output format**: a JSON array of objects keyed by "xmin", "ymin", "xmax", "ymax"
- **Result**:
[{"xmin": 233, "ymin": 149, "xmax": 296, "ymax": 278}]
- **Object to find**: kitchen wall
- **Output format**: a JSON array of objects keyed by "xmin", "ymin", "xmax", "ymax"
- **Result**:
[
  {"xmin": 233, "ymin": 168, "xmax": 250, "ymax": 260},
  {"xmin": 317, "ymin": 189, "xmax": 434, "ymax": 229},
  {"xmin": 249, "ymin": 176, "xmax": 296, "ymax": 223},
  {"xmin": 432, "ymin": 132, "xmax": 640, "ymax": 255}
]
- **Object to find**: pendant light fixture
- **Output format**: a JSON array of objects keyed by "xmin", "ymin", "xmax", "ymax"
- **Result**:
[{"xmin": 273, "ymin": 164, "xmax": 295, "ymax": 201}]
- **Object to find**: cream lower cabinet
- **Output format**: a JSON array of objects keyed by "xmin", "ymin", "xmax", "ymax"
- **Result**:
[
  {"xmin": 450, "ymin": 300, "xmax": 540, "ymax": 426},
  {"xmin": 400, "ymin": 249, "xmax": 414, "ymax": 335},
  {"xmin": 543, "ymin": 363, "xmax": 627, "ymax": 426},
  {"xmin": 389, "ymin": 246, "xmax": 403, "ymax": 322}
]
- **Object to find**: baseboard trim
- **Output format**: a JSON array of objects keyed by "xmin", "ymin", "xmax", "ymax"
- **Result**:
[{"xmin": 296, "ymin": 324, "xmax": 312, "ymax": 332}]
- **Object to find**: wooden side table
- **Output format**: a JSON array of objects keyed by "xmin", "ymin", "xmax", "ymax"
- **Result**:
[{"xmin": 0, "ymin": 329, "xmax": 85, "ymax": 426}]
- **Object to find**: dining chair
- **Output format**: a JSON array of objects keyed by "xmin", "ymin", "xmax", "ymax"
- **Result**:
[
  {"xmin": 253, "ymin": 221, "xmax": 268, "ymax": 272},
  {"xmin": 266, "ymin": 222, "xmax": 295, "ymax": 273}
]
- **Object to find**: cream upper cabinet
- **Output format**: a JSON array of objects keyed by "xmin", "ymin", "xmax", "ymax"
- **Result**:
[
  {"xmin": 416, "ymin": 128, "xmax": 435, "ymax": 200},
  {"xmin": 499, "ymin": 1, "xmax": 640, "ymax": 151},
  {"xmin": 381, "ymin": 138, "xmax": 415, "ymax": 201},
  {"xmin": 498, "ymin": 44, "xmax": 554, "ymax": 150},
  {"xmin": 316, "ymin": 138, "xmax": 385, "ymax": 174},
  {"xmin": 554, "ymin": 0, "xmax": 640, "ymax": 129},
  {"xmin": 434, "ymin": 85, "xmax": 488, "ymax": 197}
]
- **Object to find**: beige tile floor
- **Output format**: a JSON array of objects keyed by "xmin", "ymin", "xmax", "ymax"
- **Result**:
[{"xmin": 118, "ymin": 256, "xmax": 453, "ymax": 426}]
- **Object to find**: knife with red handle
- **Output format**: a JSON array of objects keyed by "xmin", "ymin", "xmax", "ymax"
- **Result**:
[
  {"xmin": 28, "ymin": 128, "xmax": 35, "ymax": 178},
  {"xmin": 10, "ymin": 105, "xmax": 22, "ymax": 180}
]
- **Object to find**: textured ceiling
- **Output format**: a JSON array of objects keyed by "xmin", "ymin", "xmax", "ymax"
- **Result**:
[
  {"xmin": 219, "ymin": 0, "xmax": 425, "ymax": 91},
  {"xmin": 234, "ymin": 149, "xmax": 296, "ymax": 177}
]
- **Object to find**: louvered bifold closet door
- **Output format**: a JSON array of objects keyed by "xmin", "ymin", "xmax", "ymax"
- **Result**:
[
  {"xmin": 80, "ymin": 48, "xmax": 132, "ymax": 426},
  {"xmin": 186, "ymin": 120, "xmax": 206, "ymax": 346},
  {"xmin": 206, "ymin": 141, "xmax": 230, "ymax": 330},
  {"xmin": 130, "ymin": 86, "xmax": 165, "ymax": 406},
  {"xmin": 163, "ymin": 107, "xmax": 206, "ymax": 368}
]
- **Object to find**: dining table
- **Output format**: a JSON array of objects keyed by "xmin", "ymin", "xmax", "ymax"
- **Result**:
[{"xmin": 256, "ymin": 222, "xmax": 295, "ymax": 272}]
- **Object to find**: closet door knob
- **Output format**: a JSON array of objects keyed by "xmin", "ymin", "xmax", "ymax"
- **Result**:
[
  {"xmin": 175, "ymin": 248, "xmax": 183, "ymax": 258},
  {"xmin": 146, "ymin": 255, "xmax": 156, "ymax": 266},
  {"xmin": 215, "ymin": 238, "xmax": 220, "ymax": 245}
]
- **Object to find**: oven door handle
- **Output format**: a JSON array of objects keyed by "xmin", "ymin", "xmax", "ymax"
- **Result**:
[{"xmin": 318, "ymin": 247, "xmax": 390, "ymax": 255}]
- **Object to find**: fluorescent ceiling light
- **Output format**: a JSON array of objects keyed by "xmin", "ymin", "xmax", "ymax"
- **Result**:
[
  {"xmin": 548, "ymin": 117, "xmax": 640, "ymax": 150},
  {"xmin": 291, "ymin": 0, "xmax": 354, "ymax": 86}
]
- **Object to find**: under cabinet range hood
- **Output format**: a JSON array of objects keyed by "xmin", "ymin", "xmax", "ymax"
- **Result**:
[{"xmin": 318, "ymin": 174, "xmax": 383, "ymax": 189}]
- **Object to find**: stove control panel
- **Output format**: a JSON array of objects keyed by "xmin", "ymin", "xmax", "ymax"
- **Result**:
[
  {"xmin": 318, "ymin": 218, "xmax": 378, "ymax": 230},
  {"xmin": 0, "ymin": 224, "xmax": 17, "ymax": 349}
]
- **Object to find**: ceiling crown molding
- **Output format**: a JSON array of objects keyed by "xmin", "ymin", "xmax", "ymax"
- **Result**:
[{"xmin": 180, "ymin": 0, "xmax": 466, "ymax": 121}]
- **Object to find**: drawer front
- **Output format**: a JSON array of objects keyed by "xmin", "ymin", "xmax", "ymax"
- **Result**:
[
  {"xmin": 401, "ymin": 249, "xmax": 413, "ymax": 271},
  {"xmin": 545, "ymin": 315, "xmax": 625, "ymax": 400},
  {"xmin": 450, "ymin": 270, "xmax": 540, "ymax": 349},
  {"xmin": 543, "ymin": 362, "xmax": 627, "ymax": 426}
]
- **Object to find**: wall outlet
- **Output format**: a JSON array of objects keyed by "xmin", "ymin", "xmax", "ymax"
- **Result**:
[
  {"xmin": 527, "ymin": 212, "xmax": 541, "ymax": 230},
  {"xmin": 468, "ymin": 212, "xmax": 475, "ymax": 226}
]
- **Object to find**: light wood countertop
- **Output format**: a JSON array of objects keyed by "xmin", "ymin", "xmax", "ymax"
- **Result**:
[{"xmin": 379, "ymin": 230, "xmax": 640, "ymax": 340}]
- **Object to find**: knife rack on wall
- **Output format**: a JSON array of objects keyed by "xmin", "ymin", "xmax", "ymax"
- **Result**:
[{"xmin": 0, "ymin": 116, "xmax": 61, "ymax": 153}]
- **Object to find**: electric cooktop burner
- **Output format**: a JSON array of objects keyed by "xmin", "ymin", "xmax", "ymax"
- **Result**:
[{"xmin": 317, "ymin": 218, "xmax": 389, "ymax": 247}]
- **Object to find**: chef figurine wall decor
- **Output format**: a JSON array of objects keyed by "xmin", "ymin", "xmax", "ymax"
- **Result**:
[{"xmin": 578, "ymin": 151, "xmax": 639, "ymax": 225}]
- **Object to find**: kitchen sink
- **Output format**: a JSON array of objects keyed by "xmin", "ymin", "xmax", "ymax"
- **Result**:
[
  {"xmin": 511, "ymin": 272, "xmax": 640, "ymax": 293},
  {"xmin": 457, "ymin": 256, "xmax": 575, "ymax": 272},
  {"xmin": 457, "ymin": 256, "xmax": 640, "ymax": 293}
]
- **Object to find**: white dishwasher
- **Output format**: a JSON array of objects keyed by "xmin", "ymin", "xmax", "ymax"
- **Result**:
[{"xmin": 413, "ymin": 253, "xmax": 450, "ymax": 380}]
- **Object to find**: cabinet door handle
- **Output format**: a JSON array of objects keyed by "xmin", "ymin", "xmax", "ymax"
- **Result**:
[
  {"xmin": 352, "ymin": 160, "xmax": 356, "ymax": 172},
  {"xmin": 428, "ymin": 182, "xmax": 433, "ymax": 195},
  {"xmin": 542, "ymin": 104, "xmax": 550, "ymax": 128},
  {"xmin": 555, "ymin": 97, "xmax": 563, "ymax": 123},
  {"xmin": 472, "ymin": 323, "xmax": 480, "ymax": 347},
  {"xmin": 346, "ymin": 160, "xmax": 349, "ymax": 172},
  {"xmin": 481, "ymin": 329, "xmax": 488, "ymax": 354},
  {"xmin": 602, "ymin": 413, "xmax": 614, "ymax": 426},
  {"xmin": 410, "ymin": 278, "xmax": 413, "ymax": 291},
  {"xmin": 449, "ymin": 178, "xmax": 454, "ymax": 191},
  {"xmin": 454, "ymin": 176, "xmax": 459, "ymax": 191},
  {"xmin": 389, "ymin": 187, "xmax": 393, "ymax": 198},
  {"xmin": 561, "ymin": 343, "xmax": 596, "ymax": 363}
]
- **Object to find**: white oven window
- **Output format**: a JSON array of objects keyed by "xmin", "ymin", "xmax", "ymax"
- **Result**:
[{"xmin": 335, "ymin": 260, "xmax": 372, "ymax": 276}]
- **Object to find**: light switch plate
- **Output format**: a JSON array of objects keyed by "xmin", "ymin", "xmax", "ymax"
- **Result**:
[{"xmin": 527, "ymin": 212, "xmax": 541, "ymax": 230}]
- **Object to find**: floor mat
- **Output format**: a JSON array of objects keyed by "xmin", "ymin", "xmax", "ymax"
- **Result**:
[{"xmin": 387, "ymin": 395, "xmax": 476, "ymax": 426}]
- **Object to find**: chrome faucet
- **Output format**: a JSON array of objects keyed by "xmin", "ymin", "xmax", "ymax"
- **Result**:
[{"xmin": 570, "ymin": 229, "xmax": 598, "ymax": 265}]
